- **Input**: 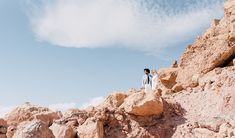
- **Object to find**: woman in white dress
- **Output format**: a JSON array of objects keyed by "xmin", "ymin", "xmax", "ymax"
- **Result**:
[{"xmin": 151, "ymin": 69, "xmax": 158, "ymax": 90}]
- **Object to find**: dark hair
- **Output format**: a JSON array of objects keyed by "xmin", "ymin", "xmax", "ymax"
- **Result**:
[{"xmin": 144, "ymin": 68, "xmax": 150, "ymax": 73}]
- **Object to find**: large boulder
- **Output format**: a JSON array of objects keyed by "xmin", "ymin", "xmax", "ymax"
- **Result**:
[
  {"xmin": 50, "ymin": 123, "xmax": 76, "ymax": 138},
  {"xmin": 12, "ymin": 120, "xmax": 55, "ymax": 138},
  {"xmin": 5, "ymin": 103, "xmax": 61, "ymax": 126},
  {"xmin": 120, "ymin": 92, "xmax": 163, "ymax": 116},
  {"xmin": 77, "ymin": 118, "xmax": 104, "ymax": 138},
  {"xmin": 176, "ymin": 0, "xmax": 235, "ymax": 88}
]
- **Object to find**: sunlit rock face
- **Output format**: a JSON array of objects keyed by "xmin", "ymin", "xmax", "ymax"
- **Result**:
[{"xmin": 176, "ymin": 0, "xmax": 235, "ymax": 88}]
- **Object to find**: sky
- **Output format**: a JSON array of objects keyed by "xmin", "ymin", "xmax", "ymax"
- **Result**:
[{"xmin": 0, "ymin": 0, "xmax": 224, "ymax": 116}]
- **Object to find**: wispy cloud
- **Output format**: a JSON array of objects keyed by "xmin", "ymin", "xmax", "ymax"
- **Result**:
[
  {"xmin": 22, "ymin": 0, "xmax": 225, "ymax": 54},
  {"xmin": 80, "ymin": 96, "xmax": 105, "ymax": 109}
]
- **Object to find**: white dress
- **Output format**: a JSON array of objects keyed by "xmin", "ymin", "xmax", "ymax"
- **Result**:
[{"xmin": 152, "ymin": 75, "xmax": 158, "ymax": 90}]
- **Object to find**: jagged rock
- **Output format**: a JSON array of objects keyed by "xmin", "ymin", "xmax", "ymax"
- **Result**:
[
  {"xmin": 33, "ymin": 111, "xmax": 62, "ymax": 126},
  {"xmin": 12, "ymin": 120, "xmax": 55, "ymax": 138},
  {"xmin": 0, "ymin": 119, "xmax": 7, "ymax": 133},
  {"xmin": 120, "ymin": 92, "xmax": 163, "ymax": 116},
  {"xmin": 192, "ymin": 128, "xmax": 218, "ymax": 138},
  {"xmin": 60, "ymin": 109, "xmax": 89, "ymax": 127},
  {"xmin": 97, "ymin": 92, "xmax": 127, "ymax": 109},
  {"xmin": 171, "ymin": 60, "xmax": 178, "ymax": 68},
  {"xmin": 197, "ymin": 118, "xmax": 225, "ymax": 132},
  {"xmin": 5, "ymin": 103, "xmax": 61, "ymax": 127},
  {"xmin": 62, "ymin": 109, "xmax": 82, "ymax": 118},
  {"xmin": 161, "ymin": 89, "xmax": 174, "ymax": 96},
  {"xmin": 77, "ymin": 118, "xmax": 104, "ymax": 138},
  {"xmin": 157, "ymin": 68, "xmax": 178, "ymax": 89},
  {"xmin": 6, "ymin": 126, "xmax": 16, "ymax": 138},
  {"xmin": 198, "ymin": 66, "xmax": 235, "ymax": 115},
  {"xmin": 0, "ymin": 119, "xmax": 7, "ymax": 138},
  {"xmin": 219, "ymin": 123, "xmax": 232, "ymax": 137},
  {"xmin": 50, "ymin": 123, "xmax": 76, "ymax": 138},
  {"xmin": 5, "ymin": 103, "xmax": 48, "ymax": 126},
  {"xmin": 176, "ymin": 0, "xmax": 235, "ymax": 88},
  {"xmin": 172, "ymin": 84, "xmax": 184, "ymax": 92},
  {"xmin": 221, "ymin": 87, "xmax": 235, "ymax": 115},
  {"xmin": 212, "ymin": 19, "xmax": 220, "ymax": 27}
]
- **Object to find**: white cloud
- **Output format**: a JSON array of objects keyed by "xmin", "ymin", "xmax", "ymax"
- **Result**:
[
  {"xmin": 80, "ymin": 96, "xmax": 105, "ymax": 109},
  {"xmin": 48, "ymin": 102, "xmax": 77, "ymax": 112},
  {"xmin": 23, "ymin": 0, "xmax": 224, "ymax": 54},
  {"xmin": 0, "ymin": 105, "xmax": 16, "ymax": 118}
]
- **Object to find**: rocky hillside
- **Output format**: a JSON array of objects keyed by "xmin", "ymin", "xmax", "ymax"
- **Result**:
[{"xmin": 1, "ymin": 0, "xmax": 235, "ymax": 138}]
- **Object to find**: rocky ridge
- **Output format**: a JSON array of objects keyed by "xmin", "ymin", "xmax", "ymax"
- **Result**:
[{"xmin": 1, "ymin": 0, "xmax": 235, "ymax": 138}]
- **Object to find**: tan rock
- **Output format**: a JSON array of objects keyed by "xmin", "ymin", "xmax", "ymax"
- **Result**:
[
  {"xmin": 158, "ymin": 68, "xmax": 178, "ymax": 89},
  {"xmin": 5, "ymin": 103, "xmax": 61, "ymax": 127},
  {"xmin": 197, "ymin": 118, "xmax": 225, "ymax": 132},
  {"xmin": 6, "ymin": 126, "xmax": 16, "ymax": 138},
  {"xmin": 154, "ymin": 88, "xmax": 162, "ymax": 97},
  {"xmin": 62, "ymin": 109, "xmax": 81, "ymax": 117},
  {"xmin": 221, "ymin": 87, "xmax": 235, "ymax": 114},
  {"xmin": 33, "ymin": 111, "xmax": 61, "ymax": 126},
  {"xmin": 0, "ymin": 119, "xmax": 7, "ymax": 126},
  {"xmin": 0, "ymin": 134, "xmax": 6, "ymax": 138},
  {"xmin": 161, "ymin": 89, "xmax": 174, "ymax": 96},
  {"xmin": 5, "ymin": 103, "xmax": 49, "ymax": 126},
  {"xmin": 121, "ymin": 92, "xmax": 163, "ymax": 116},
  {"xmin": 0, "ymin": 119, "xmax": 7, "ymax": 133},
  {"xmin": 172, "ymin": 84, "xmax": 184, "ymax": 92},
  {"xmin": 50, "ymin": 123, "xmax": 76, "ymax": 138},
  {"xmin": 171, "ymin": 60, "xmax": 178, "ymax": 68},
  {"xmin": 192, "ymin": 128, "xmax": 217, "ymax": 138},
  {"xmin": 0, "ymin": 119, "xmax": 7, "ymax": 138},
  {"xmin": 176, "ymin": 0, "xmax": 235, "ymax": 88},
  {"xmin": 77, "ymin": 118, "xmax": 104, "ymax": 138},
  {"xmin": 12, "ymin": 120, "xmax": 55, "ymax": 138},
  {"xmin": 212, "ymin": 19, "xmax": 220, "ymax": 27},
  {"xmin": 219, "ymin": 123, "xmax": 232, "ymax": 137},
  {"xmin": 227, "ymin": 128, "xmax": 234, "ymax": 137},
  {"xmin": 0, "ymin": 127, "xmax": 7, "ymax": 135},
  {"xmin": 98, "ymin": 92, "xmax": 127, "ymax": 109}
]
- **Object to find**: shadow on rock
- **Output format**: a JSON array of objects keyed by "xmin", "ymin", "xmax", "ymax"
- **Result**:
[{"xmin": 103, "ymin": 99, "xmax": 186, "ymax": 138}]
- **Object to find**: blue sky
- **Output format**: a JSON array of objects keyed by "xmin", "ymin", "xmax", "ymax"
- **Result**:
[{"xmin": 0, "ymin": 0, "xmax": 224, "ymax": 114}]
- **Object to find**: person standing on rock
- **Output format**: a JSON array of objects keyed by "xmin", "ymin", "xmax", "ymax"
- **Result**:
[
  {"xmin": 151, "ymin": 69, "xmax": 159, "ymax": 90},
  {"xmin": 142, "ymin": 68, "xmax": 153, "ymax": 92}
]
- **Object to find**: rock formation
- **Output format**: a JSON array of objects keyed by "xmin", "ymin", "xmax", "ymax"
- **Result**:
[
  {"xmin": 120, "ymin": 91, "xmax": 163, "ymax": 116},
  {"xmin": 12, "ymin": 120, "xmax": 55, "ymax": 138},
  {"xmin": 50, "ymin": 123, "xmax": 76, "ymax": 138},
  {"xmin": 1, "ymin": 0, "xmax": 235, "ymax": 138},
  {"xmin": 176, "ymin": 0, "xmax": 235, "ymax": 88},
  {"xmin": 0, "ymin": 119, "xmax": 7, "ymax": 138}
]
